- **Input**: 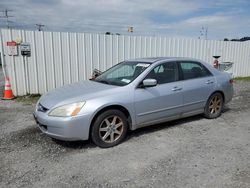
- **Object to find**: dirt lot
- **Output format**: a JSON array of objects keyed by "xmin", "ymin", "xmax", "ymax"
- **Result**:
[{"xmin": 0, "ymin": 78, "xmax": 250, "ymax": 187}]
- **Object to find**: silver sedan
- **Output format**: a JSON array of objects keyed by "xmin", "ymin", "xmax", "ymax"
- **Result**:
[{"xmin": 33, "ymin": 57, "xmax": 234, "ymax": 147}]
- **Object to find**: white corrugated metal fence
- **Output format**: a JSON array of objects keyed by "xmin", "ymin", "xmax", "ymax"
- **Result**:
[{"xmin": 0, "ymin": 29, "xmax": 250, "ymax": 96}]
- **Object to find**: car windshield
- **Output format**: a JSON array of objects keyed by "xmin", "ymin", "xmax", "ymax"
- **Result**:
[{"xmin": 94, "ymin": 61, "xmax": 151, "ymax": 86}]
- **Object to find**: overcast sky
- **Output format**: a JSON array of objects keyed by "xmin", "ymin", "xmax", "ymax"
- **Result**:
[{"xmin": 0, "ymin": 0, "xmax": 249, "ymax": 39}]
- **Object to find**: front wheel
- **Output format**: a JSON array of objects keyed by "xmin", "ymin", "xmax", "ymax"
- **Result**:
[
  {"xmin": 91, "ymin": 109, "xmax": 128, "ymax": 148},
  {"xmin": 204, "ymin": 92, "xmax": 224, "ymax": 119}
]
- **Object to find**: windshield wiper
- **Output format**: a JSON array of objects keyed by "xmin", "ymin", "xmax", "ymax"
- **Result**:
[{"xmin": 95, "ymin": 80, "xmax": 110, "ymax": 85}]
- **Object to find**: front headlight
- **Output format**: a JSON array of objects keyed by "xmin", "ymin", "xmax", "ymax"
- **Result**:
[{"xmin": 48, "ymin": 102, "xmax": 85, "ymax": 117}]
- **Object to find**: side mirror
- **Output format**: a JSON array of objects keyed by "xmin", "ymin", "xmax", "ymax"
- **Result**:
[{"xmin": 142, "ymin": 79, "xmax": 157, "ymax": 87}]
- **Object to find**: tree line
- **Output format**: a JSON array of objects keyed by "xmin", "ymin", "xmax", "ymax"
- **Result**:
[{"xmin": 224, "ymin": 37, "xmax": 250, "ymax": 42}]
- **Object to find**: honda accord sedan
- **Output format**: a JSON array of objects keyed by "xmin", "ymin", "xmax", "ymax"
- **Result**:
[{"xmin": 33, "ymin": 57, "xmax": 234, "ymax": 147}]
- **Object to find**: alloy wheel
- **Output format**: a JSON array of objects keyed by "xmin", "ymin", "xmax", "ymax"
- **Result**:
[
  {"xmin": 99, "ymin": 115, "xmax": 124, "ymax": 143},
  {"xmin": 209, "ymin": 95, "xmax": 222, "ymax": 114}
]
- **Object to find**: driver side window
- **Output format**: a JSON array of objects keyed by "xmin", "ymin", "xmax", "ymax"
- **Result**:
[{"xmin": 145, "ymin": 62, "xmax": 178, "ymax": 84}]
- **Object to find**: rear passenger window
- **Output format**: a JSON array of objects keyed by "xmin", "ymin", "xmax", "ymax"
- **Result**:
[
  {"xmin": 145, "ymin": 62, "xmax": 178, "ymax": 84},
  {"xmin": 180, "ymin": 61, "xmax": 211, "ymax": 80}
]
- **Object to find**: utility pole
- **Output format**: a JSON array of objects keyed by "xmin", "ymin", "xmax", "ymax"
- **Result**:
[
  {"xmin": 199, "ymin": 26, "xmax": 208, "ymax": 40},
  {"xmin": 0, "ymin": 9, "xmax": 13, "ymax": 29},
  {"xmin": 36, "ymin": 24, "xmax": 45, "ymax": 31}
]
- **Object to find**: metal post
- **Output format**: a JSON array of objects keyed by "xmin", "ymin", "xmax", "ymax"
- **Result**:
[{"xmin": 0, "ymin": 29, "xmax": 7, "ymax": 79}]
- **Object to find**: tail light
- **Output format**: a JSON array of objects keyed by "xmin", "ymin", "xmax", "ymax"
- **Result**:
[{"xmin": 229, "ymin": 79, "xmax": 234, "ymax": 84}]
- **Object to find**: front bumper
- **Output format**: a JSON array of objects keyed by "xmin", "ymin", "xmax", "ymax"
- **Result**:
[{"xmin": 33, "ymin": 110, "xmax": 92, "ymax": 141}]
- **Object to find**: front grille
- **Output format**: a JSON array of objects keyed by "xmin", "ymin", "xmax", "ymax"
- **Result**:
[{"xmin": 37, "ymin": 103, "xmax": 49, "ymax": 112}]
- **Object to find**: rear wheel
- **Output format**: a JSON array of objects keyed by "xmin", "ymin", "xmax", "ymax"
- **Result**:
[
  {"xmin": 91, "ymin": 109, "xmax": 128, "ymax": 148},
  {"xmin": 204, "ymin": 92, "xmax": 223, "ymax": 119}
]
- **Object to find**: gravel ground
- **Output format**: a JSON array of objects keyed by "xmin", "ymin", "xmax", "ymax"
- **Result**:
[{"xmin": 0, "ymin": 81, "xmax": 250, "ymax": 188}]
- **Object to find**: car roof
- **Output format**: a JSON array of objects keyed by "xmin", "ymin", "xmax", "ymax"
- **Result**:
[{"xmin": 125, "ymin": 57, "xmax": 201, "ymax": 63}]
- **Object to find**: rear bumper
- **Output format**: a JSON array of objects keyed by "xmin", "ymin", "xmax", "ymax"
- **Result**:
[
  {"xmin": 225, "ymin": 85, "xmax": 234, "ymax": 104},
  {"xmin": 33, "ymin": 110, "xmax": 92, "ymax": 141}
]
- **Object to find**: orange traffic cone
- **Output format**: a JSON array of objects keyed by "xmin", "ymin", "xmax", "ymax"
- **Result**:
[{"xmin": 2, "ymin": 77, "xmax": 15, "ymax": 100}]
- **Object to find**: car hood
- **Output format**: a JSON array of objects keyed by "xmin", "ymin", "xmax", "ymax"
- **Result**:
[{"xmin": 39, "ymin": 80, "xmax": 118, "ymax": 109}]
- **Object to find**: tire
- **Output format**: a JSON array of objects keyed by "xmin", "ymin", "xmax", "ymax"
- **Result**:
[
  {"xmin": 91, "ymin": 109, "xmax": 128, "ymax": 148},
  {"xmin": 204, "ymin": 92, "xmax": 224, "ymax": 119}
]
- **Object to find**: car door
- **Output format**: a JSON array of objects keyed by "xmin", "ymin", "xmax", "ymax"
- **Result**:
[
  {"xmin": 179, "ymin": 61, "xmax": 216, "ymax": 116},
  {"xmin": 134, "ymin": 61, "xmax": 183, "ymax": 127}
]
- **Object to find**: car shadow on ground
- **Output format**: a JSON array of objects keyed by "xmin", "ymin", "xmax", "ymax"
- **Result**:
[
  {"xmin": 128, "ymin": 106, "xmax": 232, "ymax": 139},
  {"xmin": 222, "ymin": 104, "xmax": 231, "ymax": 113},
  {"xmin": 52, "ymin": 139, "xmax": 96, "ymax": 149}
]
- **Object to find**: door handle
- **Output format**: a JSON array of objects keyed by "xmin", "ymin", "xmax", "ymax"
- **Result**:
[
  {"xmin": 172, "ymin": 87, "xmax": 182, "ymax": 91},
  {"xmin": 206, "ymin": 80, "xmax": 214, "ymax": 84}
]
